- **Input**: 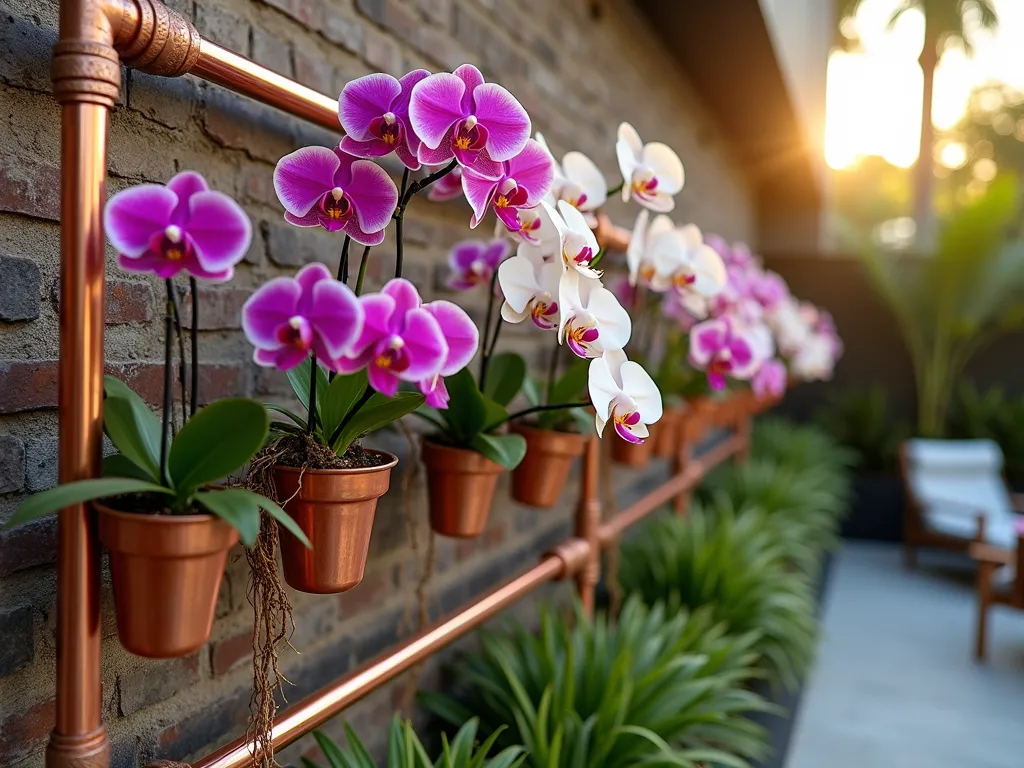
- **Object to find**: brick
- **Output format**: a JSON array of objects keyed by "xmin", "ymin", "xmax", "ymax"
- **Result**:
[
  {"xmin": 0, "ymin": 155, "xmax": 60, "ymax": 222},
  {"xmin": 337, "ymin": 565, "xmax": 392, "ymax": 616},
  {"xmin": 253, "ymin": 365, "xmax": 292, "ymax": 398},
  {"xmin": 24, "ymin": 437, "xmax": 58, "ymax": 492},
  {"xmin": 264, "ymin": 220, "xmax": 344, "ymax": 268},
  {"xmin": 0, "ymin": 604, "xmax": 33, "ymax": 677},
  {"xmin": 106, "ymin": 279, "xmax": 155, "ymax": 324},
  {"xmin": 357, "ymin": 0, "xmax": 419, "ymax": 45},
  {"xmin": 118, "ymin": 653, "xmax": 200, "ymax": 716},
  {"xmin": 258, "ymin": 0, "xmax": 323, "ymax": 29},
  {"xmin": 293, "ymin": 48, "xmax": 336, "ymax": 95},
  {"xmin": 241, "ymin": 164, "xmax": 278, "ymax": 207},
  {"xmin": 0, "ymin": 255, "xmax": 40, "ymax": 321},
  {"xmin": 155, "ymin": 686, "xmax": 249, "ymax": 760},
  {"xmin": 0, "ymin": 697, "xmax": 55, "ymax": 765},
  {"xmin": 0, "ymin": 517, "xmax": 57, "ymax": 576},
  {"xmin": 0, "ymin": 12, "xmax": 57, "ymax": 93},
  {"xmin": 181, "ymin": 287, "xmax": 249, "ymax": 330},
  {"xmin": 210, "ymin": 628, "xmax": 252, "ymax": 676},
  {"xmin": 127, "ymin": 71, "xmax": 197, "ymax": 130},
  {"xmin": 362, "ymin": 26, "xmax": 401, "ymax": 74},
  {"xmin": 0, "ymin": 435, "xmax": 25, "ymax": 493},
  {"xmin": 0, "ymin": 360, "xmax": 247, "ymax": 414},
  {"xmin": 203, "ymin": 87, "xmax": 295, "ymax": 165},
  {"xmin": 194, "ymin": 5, "xmax": 249, "ymax": 52},
  {"xmin": 323, "ymin": 8, "xmax": 364, "ymax": 54},
  {"xmin": 250, "ymin": 27, "xmax": 292, "ymax": 77},
  {"xmin": 418, "ymin": 0, "xmax": 452, "ymax": 26}
]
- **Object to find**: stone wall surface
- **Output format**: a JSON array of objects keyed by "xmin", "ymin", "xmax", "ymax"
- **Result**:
[{"xmin": 0, "ymin": 0, "xmax": 755, "ymax": 764}]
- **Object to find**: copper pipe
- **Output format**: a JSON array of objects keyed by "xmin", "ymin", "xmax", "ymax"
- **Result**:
[
  {"xmin": 191, "ymin": 40, "xmax": 340, "ymax": 132},
  {"xmin": 189, "ymin": 556, "xmax": 565, "ymax": 768},
  {"xmin": 672, "ymin": 441, "xmax": 695, "ymax": 517},
  {"xmin": 598, "ymin": 433, "xmax": 747, "ymax": 545},
  {"xmin": 574, "ymin": 436, "xmax": 601, "ymax": 616}
]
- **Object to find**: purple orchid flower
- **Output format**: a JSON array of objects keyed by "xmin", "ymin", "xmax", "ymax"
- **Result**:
[
  {"xmin": 339, "ymin": 70, "xmax": 430, "ymax": 171},
  {"xmin": 447, "ymin": 238, "xmax": 509, "ymax": 291},
  {"xmin": 273, "ymin": 146, "xmax": 398, "ymax": 245},
  {"xmin": 409, "ymin": 64, "xmax": 531, "ymax": 172},
  {"xmin": 105, "ymin": 171, "xmax": 252, "ymax": 282},
  {"xmin": 417, "ymin": 300, "xmax": 480, "ymax": 408},
  {"xmin": 242, "ymin": 262, "xmax": 363, "ymax": 371},
  {"xmin": 335, "ymin": 279, "xmax": 449, "ymax": 398},
  {"xmin": 427, "ymin": 164, "xmax": 464, "ymax": 202},
  {"xmin": 462, "ymin": 140, "xmax": 553, "ymax": 231},
  {"xmin": 688, "ymin": 318, "xmax": 760, "ymax": 391},
  {"xmin": 752, "ymin": 358, "xmax": 787, "ymax": 400}
]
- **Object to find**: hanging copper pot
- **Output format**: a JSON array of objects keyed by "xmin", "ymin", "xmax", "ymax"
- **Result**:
[
  {"xmin": 273, "ymin": 451, "xmax": 398, "ymax": 594},
  {"xmin": 509, "ymin": 424, "xmax": 587, "ymax": 509},
  {"xmin": 653, "ymin": 407, "xmax": 683, "ymax": 459},
  {"xmin": 611, "ymin": 426, "xmax": 658, "ymax": 467},
  {"xmin": 96, "ymin": 504, "xmax": 239, "ymax": 659},
  {"xmin": 422, "ymin": 441, "xmax": 503, "ymax": 538}
]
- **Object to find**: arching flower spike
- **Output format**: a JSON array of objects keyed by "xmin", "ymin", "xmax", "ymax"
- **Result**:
[
  {"xmin": 615, "ymin": 122, "xmax": 684, "ymax": 212},
  {"xmin": 462, "ymin": 139, "xmax": 553, "ymax": 230},
  {"xmin": 339, "ymin": 70, "xmax": 430, "ymax": 170},
  {"xmin": 588, "ymin": 349, "xmax": 663, "ymax": 444},
  {"xmin": 427, "ymin": 164, "xmax": 464, "ymax": 202}
]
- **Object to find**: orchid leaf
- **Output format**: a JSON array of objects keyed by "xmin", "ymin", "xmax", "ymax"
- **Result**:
[
  {"xmin": 551, "ymin": 359, "xmax": 589, "ymax": 405},
  {"xmin": 203, "ymin": 487, "xmax": 309, "ymax": 549},
  {"xmin": 168, "ymin": 399, "xmax": 269, "ymax": 498},
  {"xmin": 521, "ymin": 376, "xmax": 542, "ymax": 407},
  {"xmin": 192, "ymin": 489, "xmax": 261, "ymax": 547},
  {"xmin": 287, "ymin": 357, "xmax": 329, "ymax": 424},
  {"xmin": 483, "ymin": 352, "xmax": 526, "ymax": 406},
  {"xmin": 470, "ymin": 432, "xmax": 526, "ymax": 470},
  {"xmin": 102, "ymin": 386, "xmax": 162, "ymax": 483},
  {"xmin": 5, "ymin": 478, "xmax": 173, "ymax": 529},
  {"xmin": 438, "ymin": 368, "xmax": 487, "ymax": 444},
  {"xmin": 321, "ymin": 370, "xmax": 368, "ymax": 446},
  {"xmin": 102, "ymin": 452, "xmax": 157, "ymax": 482},
  {"xmin": 333, "ymin": 391, "xmax": 425, "ymax": 456},
  {"xmin": 264, "ymin": 403, "xmax": 307, "ymax": 430}
]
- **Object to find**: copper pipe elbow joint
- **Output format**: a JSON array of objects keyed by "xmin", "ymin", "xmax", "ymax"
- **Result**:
[{"xmin": 546, "ymin": 537, "xmax": 592, "ymax": 579}]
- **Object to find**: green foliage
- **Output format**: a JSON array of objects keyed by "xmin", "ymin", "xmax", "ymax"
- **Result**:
[
  {"xmin": 279, "ymin": 360, "xmax": 426, "ymax": 457},
  {"xmin": 522, "ymin": 359, "xmax": 591, "ymax": 434},
  {"xmin": 484, "ymin": 353, "xmax": 527, "ymax": 408},
  {"xmin": 423, "ymin": 597, "xmax": 771, "ymax": 768},
  {"xmin": 858, "ymin": 176, "xmax": 1024, "ymax": 435},
  {"xmin": 420, "ymin": 368, "xmax": 526, "ymax": 470},
  {"xmin": 949, "ymin": 382, "xmax": 1024, "ymax": 484},
  {"xmin": 304, "ymin": 717, "xmax": 525, "ymax": 768},
  {"xmin": 620, "ymin": 507, "xmax": 818, "ymax": 691},
  {"xmin": 815, "ymin": 387, "xmax": 907, "ymax": 471},
  {"xmin": 5, "ymin": 377, "xmax": 308, "ymax": 548}
]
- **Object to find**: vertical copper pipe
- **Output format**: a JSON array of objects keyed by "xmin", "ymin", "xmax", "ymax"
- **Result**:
[
  {"xmin": 736, "ymin": 417, "xmax": 752, "ymax": 464},
  {"xmin": 48, "ymin": 103, "xmax": 110, "ymax": 768},
  {"xmin": 673, "ymin": 441, "xmax": 694, "ymax": 517},
  {"xmin": 574, "ymin": 436, "xmax": 601, "ymax": 616}
]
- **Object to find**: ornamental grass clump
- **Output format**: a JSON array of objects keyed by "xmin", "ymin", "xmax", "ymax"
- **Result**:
[
  {"xmin": 423, "ymin": 597, "xmax": 771, "ymax": 768},
  {"xmin": 620, "ymin": 506, "xmax": 819, "ymax": 691}
]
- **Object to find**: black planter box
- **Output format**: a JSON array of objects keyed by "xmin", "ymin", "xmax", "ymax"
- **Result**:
[{"xmin": 840, "ymin": 472, "xmax": 904, "ymax": 542}]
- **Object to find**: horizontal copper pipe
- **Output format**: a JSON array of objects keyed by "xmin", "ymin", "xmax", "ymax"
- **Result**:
[
  {"xmin": 190, "ymin": 555, "xmax": 565, "ymax": 768},
  {"xmin": 598, "ymin": 433, "xmax": 747, "ymax": 545},
  {"xmin": 191, "ymin": 40, "xmax": 340, "ymax": 132}
]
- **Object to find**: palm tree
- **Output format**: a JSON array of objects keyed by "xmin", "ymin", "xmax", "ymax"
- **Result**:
[{"xmin": 838, "ymin": 0, "xmax": 999, "ymax": 246}]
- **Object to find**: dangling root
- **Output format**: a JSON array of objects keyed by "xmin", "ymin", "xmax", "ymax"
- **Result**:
[
  {"xmin": 395, "ymin": 419, "xmax": 435, "ymax": 713},
  {"xmin": 243, "ymin": 446, "xmax": 300, "ymax": 768}
]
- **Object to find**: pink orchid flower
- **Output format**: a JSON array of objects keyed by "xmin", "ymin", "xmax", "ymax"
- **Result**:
[
  {"xmin": 410, "ymin": 64, "xmax": 531, "ymax": 171},
  {"xmin": 462, "ymin": 139, "xmax": 553, "ymax": 231},
  {"xmin": 588, "ymin": 350, "xmax": 663, "ymax": 444},
  {"xmin": 688, "ymin": 318, "xmax": 761, "ymax": 390},
  {"xmin": 427, "ymin": 164, "xmax": 464, "ymax": 202},
  {"xmin": 273, "ymin": 146, "xmax": 398, "ymax": 245},
  {"xmin": 242, "ymin": 263, "xmax": 363, "ymax": 371},
  {"xmin": 339, "ymin": 70, "xmax": 431, "ymax": 171},
  {"xmin": 446, "ymin": 238, "xmax": 510, "ymax": 291},
  {"xmin": 105, "ymin": 171, "xmax": 252, "ymax": 282},
  {"xmin": 615, "ymin": 122, "xmax": 684, "ymax": 212},
  {"xmin": 752, "ymin": 358, "xmax": 788, "ymax": 400},
  {"xmin": 335, "ymin": 279, "xmax": 449, "ymax": 398},
  {"xmin": 417, "ymin": 300, "xmax": 480, "ymax": 408}
]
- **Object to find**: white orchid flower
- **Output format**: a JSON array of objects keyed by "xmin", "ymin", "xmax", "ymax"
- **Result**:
[
  {"xmin": 626, "ymin": 208, "xmax": 674, "ymax": 289},
  {"xmin": 615, "ymin": 122, "xmax": 684, "ymax": 212},
  {"xmin": 767, "ymin": 297, "xmax": 811, "ymax": 357},
  {"xmin": 535, "ymin": 133, "xmax": 608, "ymax": 218},
  {"xmin": 498, "ymin": 243, "xmax": 562, "ymax": 329},
  {"xmin": 649, "ymin": 223, "xmax": 727, "ymax": 299},
  {"xmin": 557, "ymin": 270, "xmax": 631, "ymax": 358},
  {"xmin": 543, "ymin": 199, "xmax": 602, "ymax": 279},
  {"xmin": 791, "ymin": 333, "xmax": 835, "ymax": 381},
  {"xmin": 513, "ymin": 201, "xmax": 560, "ymax": 254},
  {"xmin": 588, "ymin": 349, "xmax": 663, "ymax": 444}
]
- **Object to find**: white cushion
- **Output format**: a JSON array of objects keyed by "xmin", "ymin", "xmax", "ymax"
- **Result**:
[{"xmin": 905, "ymin": 439, "xmax": 1019, "ymax": 548}]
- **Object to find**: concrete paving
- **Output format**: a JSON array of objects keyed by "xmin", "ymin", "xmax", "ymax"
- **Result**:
[{"xmin": 786, "ymin": 542, "xmax": 1024, "ymax": 768}]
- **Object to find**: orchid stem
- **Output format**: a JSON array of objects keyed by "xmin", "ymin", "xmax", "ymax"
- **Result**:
[
  {"xmin": 339, "ymin": 235, "xmax": 351, "ymax": 284},
  {"xmin": 189, "ymin": 277, "xmax": 198, "ymax": 416},
  {"xmin": 607, "ymin": 180, "xmax": 624, "ymax": 196},
  {"xmin": 478, "ymin": 266, "xmax": 502, "ymax": 390},
  {"xmin": 487, "ymin": 400, "xmax": 591, "ymax": 432},
  {"xmin": 355, "ymin": 245, "xmax": 371, "ymax": 296},
  {"xmin": 160, "ymin": 281, "xmax": 174, "ymax": 484},
  {"xmin": 168, "ymin": 282, "xmax": 188, "ymax": 428},
  {"xmin": 328, "ymin": 386, "xmax": 375, "ymax": 450},
  {"xmin": 544, "ymin": 339, "xmax": 560, "ymax": 405},
  {"xmin": 306, "ymin": 354, "xmax": 317, "ymax": 436},
  {"xmin": 394, "ymin": 169, "xmax": 411, "ymax": 278},
  {"xmin": 402, "ymin": 159, "xmax": 458, "ymax": 206}
]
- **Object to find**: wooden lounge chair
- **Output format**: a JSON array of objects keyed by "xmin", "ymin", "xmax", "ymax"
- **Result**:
[
  {"xmin": 970, "ymin": 530, "xmax": 1023, "ymax": 661},
  {"xmin": 900, "ymin": 439, "xmax": 1023, "ymax": 567}
]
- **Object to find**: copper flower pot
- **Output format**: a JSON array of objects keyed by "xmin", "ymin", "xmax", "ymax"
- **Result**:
[
  {"xmin": 96, "ymin": 504, "xmax": 239, "ymax": 659},
  {"xmin": 611, "ymin": 428, "xmax": 658, "ymax": 467},
  {"xmin": 422, "ymin": 441, "xmax": 503, "ymax": 538},
  {"xmin": 273, "ymin": 451, "xmax": 398, "ymax": 594},
  {"xmin": 510, "ymin": 424, "xmax": 587, "ymax": 509},
  {"xmin": 653, "ymin": 407, "xmax": 683, "ymax": 459}
]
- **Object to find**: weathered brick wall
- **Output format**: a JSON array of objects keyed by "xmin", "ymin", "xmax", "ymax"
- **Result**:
[{"xmin": 0, "ymin": 0, "xmax": 755, "ymax": 765}]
